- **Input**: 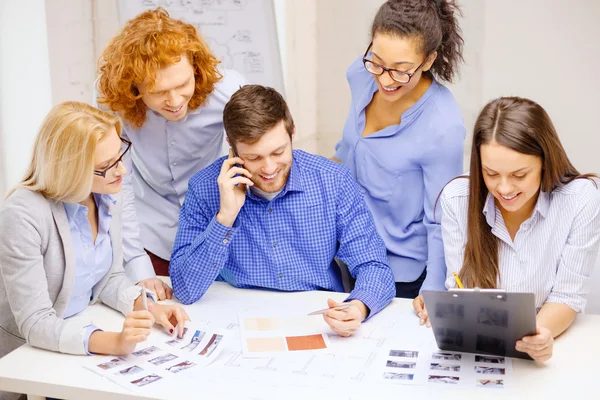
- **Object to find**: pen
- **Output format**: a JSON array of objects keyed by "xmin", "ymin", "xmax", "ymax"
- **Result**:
[
  {"xmin": 307, "ymin": 303, "xmax": 353, "ymax": 316},
  {"xmin": 141, "ymin": 286, "xmax": 149, "ymax": 311},
  {"xmin": 452, "ymin": 272, "xmax": 464, "ymax": 289}
]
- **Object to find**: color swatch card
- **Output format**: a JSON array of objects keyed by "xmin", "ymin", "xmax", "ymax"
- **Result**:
[
  {"xmin": 376, "ymin": 348, "xmax": 512, "ymax": 390},
  {"xmin": 239, "ymin": 313, "xmax": 333, "ymax": 357},
  {"xmin": 85, "ymin": 325, "xmax": 228, "ymax": 394}
]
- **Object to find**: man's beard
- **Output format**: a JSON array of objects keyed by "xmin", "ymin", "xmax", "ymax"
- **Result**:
[{"xmin": 251, "ymin": 162, "xmax": 292, "ymax": 193}]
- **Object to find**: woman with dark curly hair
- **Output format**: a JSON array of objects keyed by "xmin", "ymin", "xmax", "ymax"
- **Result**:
[
  {"xmin": 95, "ymin": 8, "xmax": 245, "ymax": 289},
  {"xmin": 333, "ymin": 0, "xmax": 466, "ymax": 301}
]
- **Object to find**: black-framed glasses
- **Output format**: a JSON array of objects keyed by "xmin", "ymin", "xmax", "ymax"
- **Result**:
[
  {"xmin": 93, "ymin": 137, "xmax": 132, "ymax": 178},
  {"xmin": 362, "ymin": 42, "xmax": 428, "ymax": 84}
]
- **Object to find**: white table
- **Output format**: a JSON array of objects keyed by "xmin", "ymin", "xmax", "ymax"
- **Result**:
[{"xmin": 0, "ymin": 281, "xmax": 598, "ymax": 400}]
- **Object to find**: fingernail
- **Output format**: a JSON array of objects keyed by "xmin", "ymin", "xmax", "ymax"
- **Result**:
[
  {"xmin": 169, "ymin": 329, "xmax": 174, "ymax": 334},
  {"xmin": 420, "ymin": 319, "xmax": 424, "ymax": 325},
  {"xmin": 417, "ymin": 312, "xmax": 422, "ymax": 318}
]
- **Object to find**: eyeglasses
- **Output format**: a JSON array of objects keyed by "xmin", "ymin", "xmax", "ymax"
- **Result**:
[
  {"xmin": 93, "ymin": 137, "xmax": 132, "ymax": 178},
  {"xmin": 362, "ymin": 42, "xmax": 428, "ymax": 84}
]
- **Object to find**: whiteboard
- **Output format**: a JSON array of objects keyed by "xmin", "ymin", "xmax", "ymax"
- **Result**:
[{"xmin": 118, "ymin": 0, "xmax": 284, "ymax": 95}]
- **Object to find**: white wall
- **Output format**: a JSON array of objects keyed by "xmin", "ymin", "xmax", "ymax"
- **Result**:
[
  {"xmin": 45, "ymin": 0, "xmax": 95, "ymax": 104},
  {"xmin": 480, "ymin": 0, "xmax": 600, "ymax": 175},
  {"xmin": 315, "ymin": 0, "xmax": 384, "ymax": 155},
  {"xmin": 0, "ymin": 0, "xmax": 53, "ymax": 194}
]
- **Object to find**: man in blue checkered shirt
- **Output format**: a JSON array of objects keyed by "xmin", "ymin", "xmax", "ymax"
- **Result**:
[{"xmin": 170, "ymin": 85, "xmax": 395, "ymax": 336}]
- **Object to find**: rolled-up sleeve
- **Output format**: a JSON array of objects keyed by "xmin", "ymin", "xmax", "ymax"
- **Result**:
[{"xmin": 546, "ymin": 185, "xmax": 600, "ymax": 312}]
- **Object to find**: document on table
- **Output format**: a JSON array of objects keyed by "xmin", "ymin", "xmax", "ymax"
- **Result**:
[
  {"xmin": 85, "ymin": 325, "xmax": 228, "ymax": 394},
  {"xmin": 375, "ymin": 347, "xmax": 512, "ymax": 389},
  {"xmin": 239, "ymin": 312, "xmax": 333, "ymax": 357}
]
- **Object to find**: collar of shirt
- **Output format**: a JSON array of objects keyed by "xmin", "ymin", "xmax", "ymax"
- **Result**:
[
  {"xmin": 482, "ymin": 190, "xmax": 550, "ymax": 228},
  {"xmin": 64, "ymin": 193, "xmax": 116, "ymax": 227},
  {"xmin": 245, "ymin": 152, "xmax": 305, "ymax": 203},
  {"xmin": 353, "ymin": 62, "xmax": 439, "ymax": 132}
]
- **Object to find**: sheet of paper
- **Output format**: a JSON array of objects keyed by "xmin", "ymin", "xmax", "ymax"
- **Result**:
[
  {"xmin": 375, "ymin": 347, "xmax": 512, "ymax": 389},
  {"xmin": 85, "ymin": 325, "xmax": 228, "ymax": 394},
  {"xmin": 239, "ymin": 313, "xmax": 333, "ymax": 357}
]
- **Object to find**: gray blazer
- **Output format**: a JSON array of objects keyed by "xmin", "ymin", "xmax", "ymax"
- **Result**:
[{"xmin": 0, "ymin": 189, "xmax": 142, "ymax": 361}]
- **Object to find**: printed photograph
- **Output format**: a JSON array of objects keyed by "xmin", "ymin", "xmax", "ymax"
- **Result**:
[
  {"xmin": 428, "ymin": 375, "xmax": 460, "ymax": 384},
  {"xmin": 477, "ymin": 307, "xmax": 508, "ymax": 328},
  {"xmin": 477, "ymin": 379, "xmax": 505, "ymax": 388},
  {"xmin": 132, "ymin": 346, "xmax": 160, "ymax": 357},
  {"xmin": 181, "ymin": 330, "xmax": 205, "ymax": 352},
  {"xmin": 389, "ymin": 350, "xmax": 418, "ymax": 358},
  {"xmin": 430, "ymin": 363, "xmax": 460, "ymax": 372},
  {"xmin": 434, "ymin": 303, "xmax": 465, "ymax": 319},
  {"xmin": 475, "ymin": 366, "xmax": 506, "ymax": 375},
  {"xmin": 475, "ymin": 335, "xmax": 507, "ymax": 355},
  {"xmin": 434, "ymin": 327, "xmax": 464, "ymax": 347},
  {"xmin": 386, "ymin": 360, "xmax": 417, "ymax": 369},
  {"xmin": 116, "ymin": 365, "xmax": 143, "ymax": 376},
  {"xmin": 97, "ymin": 357, "xmax": 127, "ymax": 370},
  {"xmin": 432, "ymin": 352, "xmax": 462, "ymax": 361},
  {"xmin": 383, "ymin": 372, "xmax": 414, "ymax": 381},
  {"xmin": 166, "ymin": 360, "xmax": 197, "ymax": 373},
  {"xmin": 149, "ymin": 353, "xmax": 178, "ymax": 366},
  {"xmin": 130, "ymin": 374, "xmax": 162, "ymax": 387},
  {"xmin": 199, "ymin": 334, "xmax": 223, "ymax": 357},
  {"xmin": 166, "ymin": 327, "xmax": 189, "ymax": 346},
  {"xmin": 475, "ymin": 355, "xmax": 506, "ymax": 364}
]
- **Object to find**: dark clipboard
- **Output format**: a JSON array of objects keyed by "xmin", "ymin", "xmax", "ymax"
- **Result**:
[{"xmin": 422, "ymin": 289, "xmax": 537, "ymax": 360}]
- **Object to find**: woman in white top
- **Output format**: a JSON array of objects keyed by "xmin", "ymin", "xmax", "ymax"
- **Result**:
[
  {"xmin": 428, "ymin": 97, "xmax": 600, "ymax": 361},
  {"xmin": 0, "ymin": 102, "xmax": 189, "ymax": 385}
]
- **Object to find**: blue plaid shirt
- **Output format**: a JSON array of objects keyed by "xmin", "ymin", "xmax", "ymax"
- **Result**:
[{"xmin": 170, "ymin": 150, "xmax": 395, "ymax": 317}]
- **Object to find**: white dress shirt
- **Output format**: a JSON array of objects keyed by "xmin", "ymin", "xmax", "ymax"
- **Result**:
[{"xmin": 440, "ymin": 177, "xmax": 600, "ymax": 312}]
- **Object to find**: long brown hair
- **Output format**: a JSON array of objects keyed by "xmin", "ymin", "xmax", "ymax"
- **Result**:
[{"xmin": 461, "ymin": 96, "xmax": 596, "ymax": 288}]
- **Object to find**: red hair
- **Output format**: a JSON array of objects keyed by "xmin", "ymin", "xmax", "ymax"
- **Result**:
[{"xmin": 97, "ymin": 8, "xmax": 221, "ymax": 128}]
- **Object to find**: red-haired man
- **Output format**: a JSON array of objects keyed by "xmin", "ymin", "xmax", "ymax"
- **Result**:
[{"xmin": 96, "ymin": 8, "xmax": 244, "ymax": 298}]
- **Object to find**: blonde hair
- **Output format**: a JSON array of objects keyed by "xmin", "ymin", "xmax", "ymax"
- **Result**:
[{"xmin": 9, "ymin": 101, "xmax": 122, "ymax": 202}]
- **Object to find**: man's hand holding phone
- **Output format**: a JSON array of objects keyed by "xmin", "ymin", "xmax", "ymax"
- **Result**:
[{"xmin": 216, "ymin": 149, "xmax": 254, "ymax": 227}]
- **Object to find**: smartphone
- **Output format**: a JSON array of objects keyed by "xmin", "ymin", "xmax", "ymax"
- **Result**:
[{"xmin": 231, "ymin": 148, "xmax": 250, "ymax": 189}]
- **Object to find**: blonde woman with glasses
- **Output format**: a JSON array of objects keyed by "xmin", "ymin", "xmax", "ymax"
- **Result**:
[{"xmin": 0, "ymin": 102, "xmax": 189, "ymax": 388}]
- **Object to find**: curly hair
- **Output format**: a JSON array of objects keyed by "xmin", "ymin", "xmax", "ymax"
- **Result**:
[
  {"xmin": 97, "ymin": 8, "xmax": 222, "ymax": 128},
  {"xmin": 371, "ymin": 0, "xmax": 464, "ymax": 83}
]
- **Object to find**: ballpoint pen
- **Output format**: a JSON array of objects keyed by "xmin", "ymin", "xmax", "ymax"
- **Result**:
[{"xmin": 307, "ymin": 303, "xmax": 353, "ymax": 316}]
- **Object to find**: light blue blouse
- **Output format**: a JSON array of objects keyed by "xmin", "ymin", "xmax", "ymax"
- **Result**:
[
  {"xmin": 334, "ymin": 58, "xmax": 466, "ymax": 290},
  {"xmin": 63, "ymin": 193, "xmax": 115, "ymax": 352}
]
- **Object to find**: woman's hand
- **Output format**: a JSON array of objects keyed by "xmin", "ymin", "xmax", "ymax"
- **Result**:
[
  {"xmin": 149, "ymin": 302, "xmax": 190, "ymax": 338},
  {"xmin": 516, "ymin": 327, "xmax": 554, "ymax": 362},
  {"xmin": 412, "ymin": 295, "xmax": 430, "ymax": 327},
  {"xmin": 115, "ymin": 310, "xmax": 155, "ymax": 355}
]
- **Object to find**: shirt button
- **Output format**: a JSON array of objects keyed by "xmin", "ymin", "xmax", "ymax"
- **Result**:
[
  {"xmin": 278, "ymin": 273, "xmax": 283, "ymax": 278},
  {"xmin": 273, "ymin": 242, "xmax": 277, "ymax": 247},
  {"xmin": 172, "ymin": 162, "xmax": 177, "ymax": 166},
  {"xmin": 213, "ymin": 263, "xmax": 217, "ymax": 267},
  {"xmin": 223, "ymin": 239, "xmax": 229, "ymax": 244},
  {"xmin": 170, "ymin": 141, "xmax": 175, "ymax": 145},
  {"xmin": 268, "ymin": 208, "xmax": 273, "ymax": 213}
]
